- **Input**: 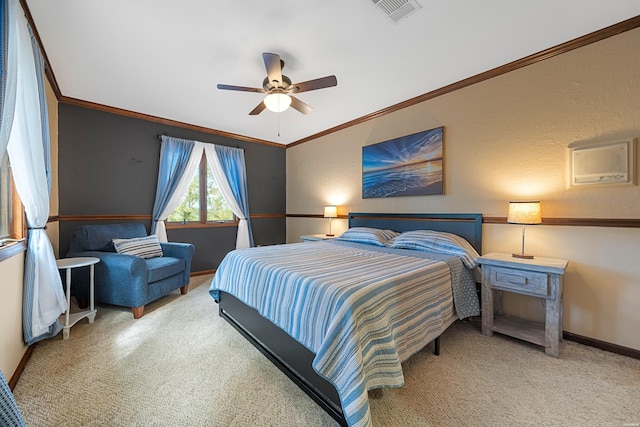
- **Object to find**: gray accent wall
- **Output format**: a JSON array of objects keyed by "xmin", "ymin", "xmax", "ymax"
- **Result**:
[{"xmin": 58, "ymin": 104, "xmax": 286, "ymax": 272}]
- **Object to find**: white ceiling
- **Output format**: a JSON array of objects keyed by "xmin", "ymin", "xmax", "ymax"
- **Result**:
[{"xmin": 24, "ymin": 0, "xmax": 640, "ymax": 145}]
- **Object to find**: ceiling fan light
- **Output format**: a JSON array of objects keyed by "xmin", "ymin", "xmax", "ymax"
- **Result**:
[{"xmin": 263, "ymin": 93, "xmax": 291, "ymax": 112}]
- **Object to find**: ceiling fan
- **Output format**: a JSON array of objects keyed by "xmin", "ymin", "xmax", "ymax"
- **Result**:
[{"xmin": 217, "ymin": 52, "xmax": 337, "ymax": 115}]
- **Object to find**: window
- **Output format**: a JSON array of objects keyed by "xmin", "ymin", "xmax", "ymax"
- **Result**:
[
  {"xmin": 0, "ymin": 152, "xmax": 23, "ymax": 250},
  {"xmin": 0, "ymin": 153, "xmax": 10, "ymax": 239},
  {"xmin": 167, "ymin": 154, "xmax": 234, "ymax": 225}
]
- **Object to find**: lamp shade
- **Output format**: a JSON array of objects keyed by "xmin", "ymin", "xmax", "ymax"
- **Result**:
[
  {"xmin": 263, "ymin": 93, "xmax": 292, "ymax": 112},
  {"xmin": 323, "ymin": 206, "xmax": 337, "ymax": 218},
  {"xmin": 507, "ymin": 201, "xmax": 542, "ymax": 225}
]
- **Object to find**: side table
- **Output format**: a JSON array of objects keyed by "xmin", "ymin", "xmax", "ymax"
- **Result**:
[
  {"xmin": 478, "ymin": 252, "xmax": 568, "ymax": 357},
  {"xmin": 56, "ymin": 257, "xmax": 100, "ymax": 340}
]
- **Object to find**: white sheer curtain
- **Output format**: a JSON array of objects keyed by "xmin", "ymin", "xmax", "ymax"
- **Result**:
[
  {"xmin": 203, "ymin": 144, "xmax": 251, "ymax": 249},
  {"xmin": 6, "ymin": 0, "xmax": 66, "ymax": 341},
  {"xmin": 152, "ymin": 140, "xmax": 203, "ymax": 242}
]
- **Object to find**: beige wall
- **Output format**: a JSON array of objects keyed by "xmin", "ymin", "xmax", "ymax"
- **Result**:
[
  {"xmin": 0, "ymin": 253, "xmax": 27, "ymax": 377},
  {"xmin": 287, "ymin": 28, "xmax": 640, "ymax": 351},
  {"xmin": 0, "ymin": 80, "xmax": 58, "ymax": 377},
  {"xmin": 46, "ymin": 78, "xmax": 60, "ymax": 257}
]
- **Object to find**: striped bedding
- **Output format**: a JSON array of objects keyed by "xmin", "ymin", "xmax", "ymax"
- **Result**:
[{"xmin": 209, "ymin": 240, "xmax": 479, "ymax": 427}]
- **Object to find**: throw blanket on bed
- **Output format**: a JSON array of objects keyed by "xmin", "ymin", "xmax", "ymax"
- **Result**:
[{"xmin": 209, "ymin": 241, "xmax": 478, "ymax": 427}]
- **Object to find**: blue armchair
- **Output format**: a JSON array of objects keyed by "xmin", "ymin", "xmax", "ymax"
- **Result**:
[{"xmin": 67, "ymin": 223, "xmax": 195, "ymax": 319}]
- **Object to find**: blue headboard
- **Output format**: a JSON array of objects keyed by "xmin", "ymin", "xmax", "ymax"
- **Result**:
[{"xmin": 348, "ymin": 212, "xmax": 483, "ymax": 254}]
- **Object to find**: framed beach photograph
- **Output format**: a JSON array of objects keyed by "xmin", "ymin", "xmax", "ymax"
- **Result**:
[{"xmin": 362, "ymin": 127, "xmax": 444, "ymax": 198}]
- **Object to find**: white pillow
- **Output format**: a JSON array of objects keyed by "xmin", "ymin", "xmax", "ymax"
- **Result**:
[
  {"xmin": 336, "ymin": 227, "xmax": 400, "ymax": 246},
  {"xmin": 112, "ymin": 235, "xmax": 163, "ymax": 259},
  {"xmin": 388, "ymin": 229, "xmax": 479, "ymax": 268}
]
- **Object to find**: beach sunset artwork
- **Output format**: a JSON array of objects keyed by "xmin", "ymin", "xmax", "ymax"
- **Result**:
[{"xmin": 362, "ymin": 127, "xmax": 443, "ymax": 198}]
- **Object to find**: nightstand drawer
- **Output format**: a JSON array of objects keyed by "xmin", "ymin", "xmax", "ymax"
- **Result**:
[{"xmin": 488, "ymin": 266, "xmax": 549, "ymax": 297}]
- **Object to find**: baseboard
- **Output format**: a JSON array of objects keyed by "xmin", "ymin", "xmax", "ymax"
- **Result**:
[
  {"xmin": 190, "ymin": 269, "xmax": 216, "ymax": 277},
  {"xmin": 563, "ymin": 331, "xmax": 640, "ymax": 360},
  {"xmin": 9, "ymin": 345, "xmax": 34, "ymax": 391}
]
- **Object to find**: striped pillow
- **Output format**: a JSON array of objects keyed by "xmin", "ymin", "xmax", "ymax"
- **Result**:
[
  {"xmin": 388, "ymin": 229, "xmax": 479, "ymax": 268},
  {"xmin": 336, "ymin": 227, "xmax": 400, "ymax": 246},
  {"xmin": 112, "ymin": 235, "xmax": 163, "ymax": 259}
]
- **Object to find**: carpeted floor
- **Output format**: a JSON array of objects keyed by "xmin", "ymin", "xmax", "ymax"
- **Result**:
[{"xmin": 12, "ymin": 275, "xmax": 640, "ymax": 427}]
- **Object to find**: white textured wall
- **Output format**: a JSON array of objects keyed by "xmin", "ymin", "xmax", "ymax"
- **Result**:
[{"xmin": 286, "ymin": 28, "xmax": 640, "ymax": 350}]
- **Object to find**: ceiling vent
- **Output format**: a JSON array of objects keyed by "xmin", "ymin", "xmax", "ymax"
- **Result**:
[{"xmin": 371, "ymin": 0, "xmax": 422, "ymax": 23}]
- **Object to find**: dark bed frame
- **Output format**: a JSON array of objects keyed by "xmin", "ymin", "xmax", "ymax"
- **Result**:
[{"xmin": 218, "ymin": 213, "xmax": 483, "ymax": 426}]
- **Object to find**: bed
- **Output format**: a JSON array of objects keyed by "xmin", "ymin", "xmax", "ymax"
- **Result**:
[{"xmin": 209, "ymin": 212, "xmax": 482, "ymax": 427}]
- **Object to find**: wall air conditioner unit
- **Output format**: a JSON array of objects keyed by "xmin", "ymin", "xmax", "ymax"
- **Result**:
[
  {"xmin": 568, "ymin": 138, "xmax": 636, "ymax": 187},
  {"xmin": 371, "ymin": 0, "xmax": 422, "ymax": 23}
]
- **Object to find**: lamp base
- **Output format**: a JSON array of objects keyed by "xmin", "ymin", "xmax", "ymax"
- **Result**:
[
  {"xmin": 326, "ymin": 233, "xmax": 335, "ymax": 237},
  {"xmin": 512, "ymin": 253, "xmax": 534, "ymax": 259}
]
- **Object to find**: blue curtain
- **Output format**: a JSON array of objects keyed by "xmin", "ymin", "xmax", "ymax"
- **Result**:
[
  {"xmin": 25, "ymin": 23, "xmax": 63, "ymax": 344},
  {"xmin": 0, "ymin": 0, "xmax": 16, "ymax": 159},
  {"xmin": 214, "ymin": 144, "xmax": 254, "ymax": 247},
  {"xmin": 151, "ymin": 136, "xmax": 196, "ymax": 236},
  {"xmin": 29, "ymin": 23, "xmax": 50, "ymax": 191},
  {"xmin": 0, "ymin": 371, "xmax": 24, "ymax": 427}
]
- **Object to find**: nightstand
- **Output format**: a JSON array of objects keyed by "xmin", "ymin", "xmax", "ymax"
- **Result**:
[
  {"xmin": 478, "ymin": 252, "xmax": 568, "ymax": 357},
  {"xmin": 300, "ymin": 234, "xmax": 337, "ymax": 242}
]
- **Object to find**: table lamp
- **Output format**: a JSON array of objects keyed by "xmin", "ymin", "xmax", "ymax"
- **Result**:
[
  {"xmin": 324, "ymin": 206, "xmax": 337, "ymax": 236},
  {"xmin": 507, "ymin": 201, "xmax": 542, "ymax": 259}
]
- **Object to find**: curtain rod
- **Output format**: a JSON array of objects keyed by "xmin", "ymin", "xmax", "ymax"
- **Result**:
[{"xmin": 155, "ymin": 134, "xmax": 242, "ymax": 149}]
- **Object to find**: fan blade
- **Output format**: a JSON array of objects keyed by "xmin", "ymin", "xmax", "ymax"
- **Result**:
[
  {"xmin": 249, "ymin": 101, "xmax": 266, "ymax": 115},
  {"xmin": 289, "ymin": 96, "xmax": 313, "ymax": 114},
  {"xmin": 289, "ymin": 75, "xmax": 337, "ymax": 93},
  {"xmin": 217, "ymin": 84, "xmax": 265, "ymax": 93},
  {"xmin": 263, "ymin": 52, "xmax": 284, "ymax": 87}
]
